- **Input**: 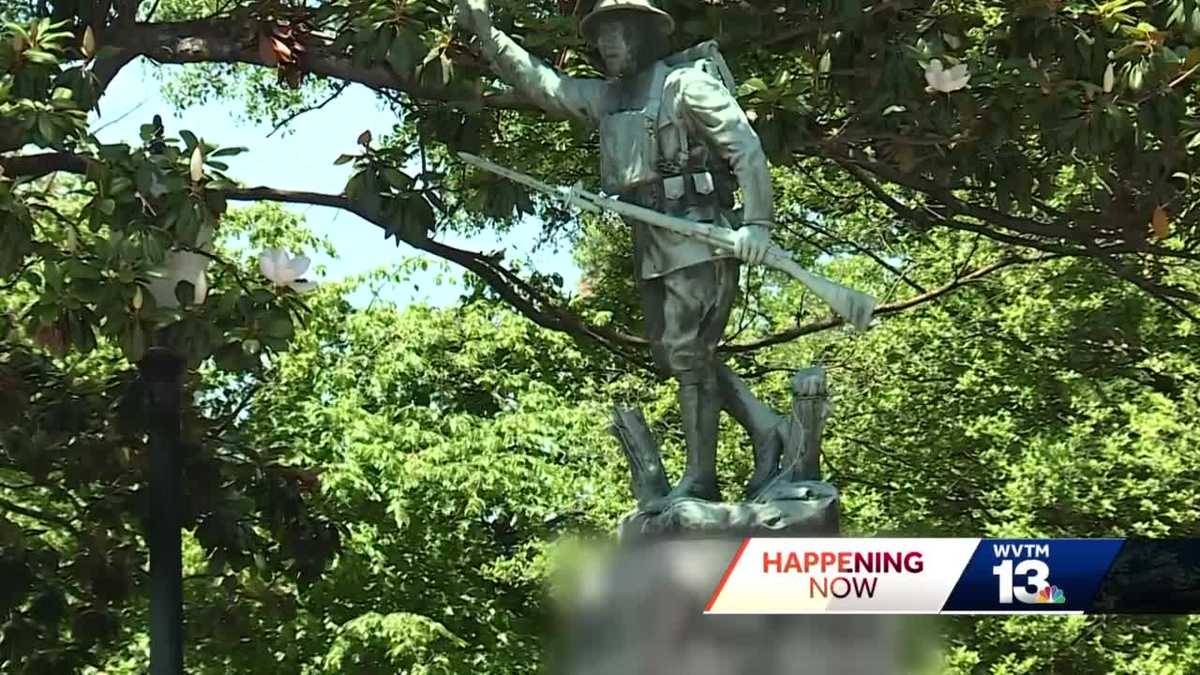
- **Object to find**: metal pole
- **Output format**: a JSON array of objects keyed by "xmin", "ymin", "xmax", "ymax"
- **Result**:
[{"xmin": 139, "ymin": 346, "xmax": 184, "ymax": 675}]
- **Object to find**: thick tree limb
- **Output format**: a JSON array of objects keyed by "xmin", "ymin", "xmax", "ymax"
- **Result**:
[
  {"xmin": 103, "ymin": 16, "xmax": 530, "ymax": 110},
  {"xmin": 1, "ymin": 152, "xmax": 90, "ymax": 178},
  {"xmin": 224, "ymin": 186, "xmax": 654, "ymax": 363}
]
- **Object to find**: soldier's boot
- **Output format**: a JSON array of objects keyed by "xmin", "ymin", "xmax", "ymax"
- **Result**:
[
  {"xmin": 716, "ymin": 364, "xmax": 785, "ymax": 498},
  {"xmin": 664, "ymin": 374, "xmax": 722, "ymax": 502}
]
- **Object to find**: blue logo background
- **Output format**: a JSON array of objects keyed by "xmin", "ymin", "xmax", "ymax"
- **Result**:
[{"xmin": 942, "ymin": 539, "xmax": 1124, "ymax": 612}]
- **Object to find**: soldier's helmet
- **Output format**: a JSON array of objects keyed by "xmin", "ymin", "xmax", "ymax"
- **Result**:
[{"xmin": 579, "ymin": 0, "xmax": 676, "ymax": 42}]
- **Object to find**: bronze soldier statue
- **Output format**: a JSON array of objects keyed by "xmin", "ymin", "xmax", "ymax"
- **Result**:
[{"xmin": 456, "ymin": 0, "xmax": 791, "ymax": 502}]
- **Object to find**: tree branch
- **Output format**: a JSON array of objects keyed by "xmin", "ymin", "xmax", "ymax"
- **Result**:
[
  {"xmin": 266, "ymin": 81, "xmax": 347, "ymax": 138},
  {"xmin": 103, "ymin": 16, "xmax": 532, "ymax": 111},
  {"xmin": 0, "ymin": 495, "xmax": 80, "ymax": 533},
  {"xmin": 834, "ymin": 154, "xmax": 1086, "ymax": 245},
  {"xmin": 3, "ymin": 152, "xmax": 1140, "ymax": 358},
  {"xmin": 724, "ymin": 254, "xmax": 1058, "ymax": 353},
  {"xmin": 779, "ymin": 211, "xmax": 927, "ymax": 293},
  {"xmin": 224, "ymin": 186, "xmax": 655, "ymax": 364},
  {"xmin": 0, "ymin": 152, "xmax": 90, "ymax": 178}
]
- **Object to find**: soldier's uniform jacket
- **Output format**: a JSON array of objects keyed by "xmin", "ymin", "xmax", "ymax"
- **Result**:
[{"xmin": 484, "ymin": 29, "xmax": 774, "ymax": 280}]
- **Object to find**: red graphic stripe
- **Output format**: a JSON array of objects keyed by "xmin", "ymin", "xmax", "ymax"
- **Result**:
[{"xmin": 705, "ymin": 537, "xmax": 752, "ymax": 613}]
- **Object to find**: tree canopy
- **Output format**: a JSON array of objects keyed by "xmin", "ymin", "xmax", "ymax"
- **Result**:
[
  {"xmin": 5, "ymin": 0, "xmax": 1200, "ymax": 358},
  {"xmin": 2, "ymin": 0, "xmax": 1200, "ymax": 673}
]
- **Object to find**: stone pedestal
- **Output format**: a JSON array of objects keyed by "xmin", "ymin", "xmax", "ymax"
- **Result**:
[{"xmin": 550, "ymin": 539, "xmax": 905, "ymax": 675}]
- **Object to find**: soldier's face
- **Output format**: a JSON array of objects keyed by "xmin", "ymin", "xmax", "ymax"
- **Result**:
[{"xmin": 591, "ymin": 19, "xmax": 637, "ymax": 77}]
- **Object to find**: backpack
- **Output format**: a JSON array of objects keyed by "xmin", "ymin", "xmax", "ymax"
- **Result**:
[
  {"xmin": 656, "ymin": 41, "xmax": 739, "ymax": 204},
  {"xmin": 663, "ymin": 40, "xmax": 737, "ymax": 94}
]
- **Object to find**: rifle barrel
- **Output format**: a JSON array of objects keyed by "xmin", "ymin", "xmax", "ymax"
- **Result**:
[{"xmin": 457, "ymin": 152, "xmax": 876, "ymax": 330}]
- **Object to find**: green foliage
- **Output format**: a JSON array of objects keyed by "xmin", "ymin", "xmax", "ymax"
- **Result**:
[{"xmin": 4, "ymin": 2, "xmax": 1200, "ymax": 674}]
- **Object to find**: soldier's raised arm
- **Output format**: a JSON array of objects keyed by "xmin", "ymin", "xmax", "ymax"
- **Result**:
[{"xmin": 456, "ymin": 0, "xmax": 606, "ymax": 125}]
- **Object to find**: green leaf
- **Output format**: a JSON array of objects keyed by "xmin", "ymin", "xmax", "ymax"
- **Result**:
[
  {"xmin": 36, "ymin": 114, "xmax": 59, "ymax": 144},
  {"xmin": 346, "ymin": 170, "xmax": 381, "ymax": 215},
  {"xmin": 386, "ymin": 30, "xmax": 424, "ymax": 76},
  {"xmin": 110, "ymin": 176, "xmax": 134, "ymax": 195},
  {"xmin": 737, "ymin": 77, "xmax": 768, "ymax": 97},
  {"xmin": 119, "ymin": 321, "xmax": 147, "ymax": 361},
  {"xmin": 382, "ymin": 168, "xmax": 411, "ymax": 190},
  {"xmin": 24, "ymin": 49, "xmax": 57, "ymax": 65},
  {"xmin": 264, "ymin": 313, "xmax": 294, "ymax": 339}
]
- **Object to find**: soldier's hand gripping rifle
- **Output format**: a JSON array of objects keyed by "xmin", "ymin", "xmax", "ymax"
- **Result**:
[{"xmin": 458, "ymin": 152, "xmax": 876, "ymax": 331}]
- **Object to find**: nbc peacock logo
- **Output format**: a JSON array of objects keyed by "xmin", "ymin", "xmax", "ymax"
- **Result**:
[{"xmin": 1035, "ymin": 585, "xmax": 1066, "ymax": 604}]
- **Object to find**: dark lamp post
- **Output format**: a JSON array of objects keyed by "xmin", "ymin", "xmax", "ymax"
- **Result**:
[{"xmin": 138, "ymin": 346, "xmax": 185, "ymax": 675}]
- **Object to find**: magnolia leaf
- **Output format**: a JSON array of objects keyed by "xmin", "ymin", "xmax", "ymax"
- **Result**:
[
  {"xmin": 387, "ymin": 30, "xmax": 424, "ymax": 76},
  {"xmin": 264, "ymin": 315, "xmax": 294, "ymax": 339},
  {"xmin": 24, "ymin": 49, "xmax": 57, "ymax": 65},
  {"xmin": 357, "ymin": 129, "xmax": 372, "ymax": 147},
  {"xmin": 737, "ymin": 77, "xmax": 768, "ymax": 97},
  {"xmin": 119, "ymin": 321, "xmax": 146, "ymax": 362},
  {"xmin": 382, "ymin": 167, "xmax": 411, "ymax": 190},
  {"xmin": 81, "ymin": 26, "xmax": 95, "ymax": 59},
  {"xmin": 1128, "ymin": 63, "xmax": 1145, "ymax": 91},
  {"xmin": 36, "ymin": 114, "xmax": 58, "ymax": 144}
]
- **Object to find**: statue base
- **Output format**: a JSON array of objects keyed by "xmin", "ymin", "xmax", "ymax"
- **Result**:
[
  {"xmin": 551, "ymin": 370, "xmax": 917, "ymax": 673},
  {"xmin": 550, "ymin": 536, "xmax": 907, "ymax": 675},
  {"xmin": 618, "ymin": 481, "xmax": 839, "ymax": 541}
]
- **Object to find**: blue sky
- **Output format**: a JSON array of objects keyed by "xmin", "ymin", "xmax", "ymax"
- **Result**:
[{"xmin": 91, "ymin": 62, "xmax": 582, "ymax": 307}]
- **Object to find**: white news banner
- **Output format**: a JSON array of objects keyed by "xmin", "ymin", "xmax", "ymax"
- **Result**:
[{"xmin": 704, "ymin": 538, "xmax": 980, "ymax": 614}]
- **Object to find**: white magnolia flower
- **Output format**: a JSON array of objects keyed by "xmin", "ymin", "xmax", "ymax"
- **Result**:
[
  {"xmin": 1103, "ymin": 62, "xmax": 1115, "ymax": 93},
  {"xmin": 259, "ymin": 247, "xmax": 316, "ymax": 293},
  {"xmin": 189, "ymin": 145, "xmax": 204, "ymax": 183},
  {"xmin": 924, "ymin": 59, "xmax": 970, "ymax": 94},
  {"xmin": 147, "ymin": 225, "xmax": 213, "ymax": 308}
]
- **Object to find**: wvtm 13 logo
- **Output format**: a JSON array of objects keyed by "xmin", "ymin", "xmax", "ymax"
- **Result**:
[{"xmin": 991, "ymin": 543, "xmax": 1067, "ymax": 605}]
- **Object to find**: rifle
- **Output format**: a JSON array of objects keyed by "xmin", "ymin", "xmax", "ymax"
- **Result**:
[{"xmin": 458, "ymin": 152, "xmax": 876, "ymax": 331}]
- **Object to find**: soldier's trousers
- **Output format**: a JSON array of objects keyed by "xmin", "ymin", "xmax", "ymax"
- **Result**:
[{"xmin": 639, "ymin": 258, "xmax": 740, "ymax": 385}]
